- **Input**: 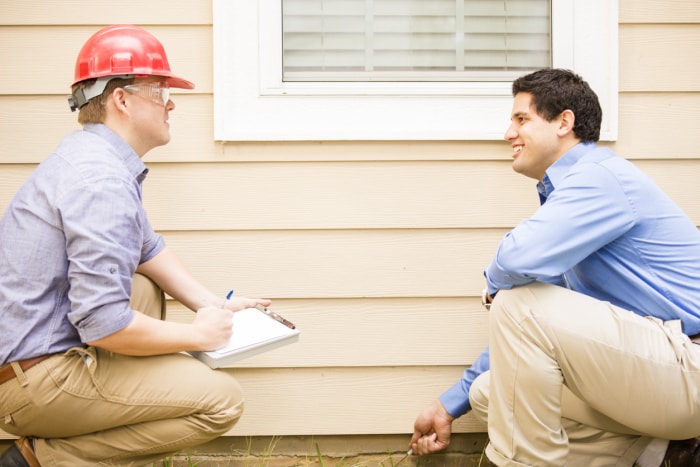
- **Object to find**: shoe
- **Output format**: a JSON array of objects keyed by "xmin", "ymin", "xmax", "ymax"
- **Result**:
[
  {"xmin": 0, "ymin": 438, "xmax": 39, "ymax": 467},
  {"xmin": 662, "ymin": 437, "xmax": 700, "ymax": 467}
]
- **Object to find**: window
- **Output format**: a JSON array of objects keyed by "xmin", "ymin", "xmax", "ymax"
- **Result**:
[
  {"xmin": 213, "ymin": 0, "xmax": 618, "ymax": 141},
  {"xmin": 282, "ymin": 0, "xmax": 551, "ymax": 82}
]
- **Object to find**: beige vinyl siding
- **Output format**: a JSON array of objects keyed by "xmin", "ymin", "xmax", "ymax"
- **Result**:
[
  {"xmin": 5, "ymin": 160, "xmax": 700, "ymax": 229},
  {"xmin": 3, "ymin": 95, "xmax": 700, "ymax": 163},
  {"xmin": 2, "ymin": 0, "xmax": 700, "ymax": 440}
]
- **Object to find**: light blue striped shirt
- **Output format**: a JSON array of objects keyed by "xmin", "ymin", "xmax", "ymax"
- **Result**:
[
  {"xmin": 441, "ymin": 142, "xmax": 700, "ymax": 417},
  {"xmin": 0, "ymin": 124, "xmax": 165, "ymax": 365}
]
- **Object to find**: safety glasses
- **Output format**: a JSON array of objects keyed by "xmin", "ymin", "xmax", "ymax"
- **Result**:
[{"xmin": 122, "ymin": 83, "xmax": 171, "ymax": 106}]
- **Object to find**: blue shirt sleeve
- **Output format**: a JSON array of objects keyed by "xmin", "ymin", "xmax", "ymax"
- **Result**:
[
  {"xmin": 439, "ymin": 346, "xmax": 490, "ymax": 418},
  {"xmin": 484, "ymin": 155, "xmax": 634, "ymax": 294}
]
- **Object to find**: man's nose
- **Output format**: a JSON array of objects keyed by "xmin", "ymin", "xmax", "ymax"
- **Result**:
[{"xmin": 504, "ymin": 123, "xmax": 517, "ymax": 141}]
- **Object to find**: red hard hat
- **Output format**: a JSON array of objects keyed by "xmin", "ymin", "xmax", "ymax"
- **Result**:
[{"xmin": 72, "ymin": 24, "xmax": 194, "ymax": 89}]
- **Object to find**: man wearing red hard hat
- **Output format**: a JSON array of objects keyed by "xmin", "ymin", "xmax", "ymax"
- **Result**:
[{"xmin": 0, "ymin": 25, "xmax": 269, "ymax": 466}]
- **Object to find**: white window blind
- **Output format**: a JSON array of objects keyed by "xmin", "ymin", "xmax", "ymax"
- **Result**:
[{"xmin": 282, "ymin": 0, "xmax": 552, "ymax": 82}]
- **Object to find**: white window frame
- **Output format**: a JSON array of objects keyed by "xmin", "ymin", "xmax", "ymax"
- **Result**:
[{"xmin": 213, "ymin": 0, "xmax": 618, "ymax": 141}]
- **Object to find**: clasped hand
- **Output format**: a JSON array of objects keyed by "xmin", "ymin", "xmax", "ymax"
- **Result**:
[{"xmin": 409, "ymin": 399, "xmax": 454, "ymax": 455}]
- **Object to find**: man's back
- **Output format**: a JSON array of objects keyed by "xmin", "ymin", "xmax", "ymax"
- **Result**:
[{"xmin": 0, "ymin": 124, "xmax": 159, "ymax": 364}]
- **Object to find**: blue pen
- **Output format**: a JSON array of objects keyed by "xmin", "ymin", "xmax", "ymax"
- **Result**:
[{"xmin": 226, "ymin": 290, "xmax": 234, "ymax": 300}]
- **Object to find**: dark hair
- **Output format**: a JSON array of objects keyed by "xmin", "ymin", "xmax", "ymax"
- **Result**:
[{"xmin": 512, "ymin": 68, "xmax": 602, "ymax": 143}]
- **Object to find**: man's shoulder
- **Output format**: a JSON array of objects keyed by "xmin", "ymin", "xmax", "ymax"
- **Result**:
[
  {"xmin": 56, "ymin": 128, "xmax": 112, "ymax": 158},
  {"xmin": 52, "ymin": 130, "xmax": 128, "ymax": 178},
  {"xmin": 576, "ymin": 146, "xmax": 639, "ymax": 175},
  {"xmin": 578, "ymin": 145, "xmax": 617, "ymax": 162},
  {"xmin": 557, "ymin": 146, "xmax": 649, "ymax": 195}
]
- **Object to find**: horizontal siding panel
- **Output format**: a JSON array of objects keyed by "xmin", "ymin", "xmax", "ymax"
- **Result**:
[
  {"xmin": 4, "ymin": 93, "xmax": 700, "ymax": 163},
  {"xmin": 0, "ymin": 26, "xmax": 211, "ymax": 95},
  {"xmin": 0, "ymin": 366, "xmax": 482, "ymax": 438},
  {"xmin": 5, "ymin": 160, "xmax": 700, "ymax": 230},
  {"xmin": 166, "ymin": 298, "xmax": 489, "ymax": 368},
  {"xmin": 0, "ymin": 97, "xmax": 508, "ymax": 164},
  {"xmin": 162, "ymin": 217, "xmax": 700, "ymax": 299},
  {"xmin": 0, "ymin": 1, "xmax": 211, "ymax": 25},
  {"xmin": 620, "ymin": 0, "xmax": 700, "ymax": 23},
  {"xmin": 613, "ymin": 92, "xmax": 700, "ymax": 159},
  {"xmin": 0, "ymin": 96, "xmax": 214, "ymax": 164},
  {"xmin": 635, "ymin": 160, "xmax": 700, "ymax": 221},
  {"xmin": 162, "ymin": 229, "xmax": 500, "ymax": 299},
  {"xmin": 224, "ymin": 367, "xmax": 483, "ymax": 436},
  {"xmin": 143, "ymin": 161, "xmax": 536, "ymax": 230},
  {"xmin": 151, "ymin": 160, "xmax": 700, "ymax": 228},
  {"xmin": 620, "ymin": 24, "xmax": 700, "ymax": 92},
  {"xmin": 223, "ymin": 367, "xmax": 485, "ymax": 436},
  {"xmin": 1, "ymin": 161, "xmax": 538, "ymax": 229}
]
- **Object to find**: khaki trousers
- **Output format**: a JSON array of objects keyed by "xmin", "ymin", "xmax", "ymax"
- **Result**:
[
  {"xmin": 0, "ymin": 274, "xmax": 244, "ymax": 466},
  {"xmin": 469, "ymin": 282, "xmax": 700, "ymax": 467}
]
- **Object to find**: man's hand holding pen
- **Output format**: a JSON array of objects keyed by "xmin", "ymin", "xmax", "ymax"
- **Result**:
[
  {"xmin": 186, "ymin": 291, "xmax": 273, "ymax": 352},
  {"xmin": 191, "ymin": 306, "xmax": 236, "ymax": 351}
]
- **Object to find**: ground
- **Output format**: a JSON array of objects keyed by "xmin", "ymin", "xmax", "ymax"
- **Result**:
[
  {"xmin": 162, "ymin": 434, "xmax": 497, "ymax": 467},
  {"xmin": 0, "ymin": 434, "xmax": 496, "ymax": 467}
]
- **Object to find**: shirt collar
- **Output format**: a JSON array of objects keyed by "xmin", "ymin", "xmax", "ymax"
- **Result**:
[
  {"xmin": 537, "ymin": 142, "xmax": 597, "ymax": 200},
  {"xmin": 83, "ymin": 123, "xmax": 149, "ymax": 181}
]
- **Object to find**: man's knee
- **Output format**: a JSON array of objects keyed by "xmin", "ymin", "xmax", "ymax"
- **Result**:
[
  {"xmin": 469, "ymin": 371, "xmax": 490, "ymax": 425},
  {"xmin": 490, "ymin": 282, "xmax": 561, "ymax": 324},
  {"xmin": 207, "ymin": 374, "xmax": 245, "ymax": 435}
]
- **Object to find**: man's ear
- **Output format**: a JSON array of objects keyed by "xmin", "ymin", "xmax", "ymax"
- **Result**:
[
  {"xmin": 557, "ymin": 109, "xmax": 575, "ymax": 136},
  {"xmin": 106, "ymin": 88, "xmax": 129, "ymax": 113}
]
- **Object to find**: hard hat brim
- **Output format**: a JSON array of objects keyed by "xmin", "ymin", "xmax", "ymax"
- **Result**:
[{"xmin": 165, "ymin": 75, "xmax": 195, "ymax": 90}]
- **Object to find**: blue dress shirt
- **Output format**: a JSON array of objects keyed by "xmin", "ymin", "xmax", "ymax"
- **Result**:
[
  {"xmin": 440, "ymin": 142, "xmax": 700, "ymax": 417},
  {"xmin": 0, "ymin": 124, "xmax": 165, "ymax": 365}
]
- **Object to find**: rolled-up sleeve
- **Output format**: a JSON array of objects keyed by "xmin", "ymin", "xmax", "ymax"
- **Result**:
[{"xmin": 60, "ymin": 175, "xmax": 162, "ymax": 343}]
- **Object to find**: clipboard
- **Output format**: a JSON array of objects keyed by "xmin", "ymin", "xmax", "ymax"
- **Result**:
[{"xmin": 189, "ymin": 306, "xmax": 299, "ymax": 369}]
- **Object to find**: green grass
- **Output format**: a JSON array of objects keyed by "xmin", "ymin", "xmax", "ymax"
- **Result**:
[
  {"xmin": 152, "ymin": 437, "xmax": 409, "ymax": 467},
  {"xmin": 243, "ymin": 435, "xmax": 281, "ymax": 467},
  {"xmin": 152, "ymin": 435, "xmax": 492, "ymax": 467},
  {"xmin": 154, "ymin": 450, "xmax": 200, "ymax": 466}
]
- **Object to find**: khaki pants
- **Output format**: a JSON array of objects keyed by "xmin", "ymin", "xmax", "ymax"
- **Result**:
[
  {"xmin": 469, "ymin": 282, "xmax": 700, "ymax": 467},
  {"xmin": 0, "ymin": 274, "xmax": 244, "ymax": 466}
]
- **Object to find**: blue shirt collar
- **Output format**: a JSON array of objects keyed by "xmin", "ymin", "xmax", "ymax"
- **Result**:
[
  {"xmin": 83, "ymin": 123, "xmax": 149, "ymax": 182},
  {"xmin": 537, "ymin": 142, "xmax": 597, "ymax": 202}
]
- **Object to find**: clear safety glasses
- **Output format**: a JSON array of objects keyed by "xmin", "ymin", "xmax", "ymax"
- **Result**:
[{"xmin": 122, "ymin": 83, "xmax": 171, "ymax": 106}]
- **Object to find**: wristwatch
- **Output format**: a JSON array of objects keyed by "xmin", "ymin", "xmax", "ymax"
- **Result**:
[{"xmin": 481, "ymin": 288, "xmax": 497, "ymax": 310}]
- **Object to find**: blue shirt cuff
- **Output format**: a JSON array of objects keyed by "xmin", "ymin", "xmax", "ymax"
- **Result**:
[
  {"xmin": 439, "ymin": 381, "xmax": 472, "ymax": 418},
  {"xmin": 439, "ymin": 346, "xmax": 491, "ymax": 418}
]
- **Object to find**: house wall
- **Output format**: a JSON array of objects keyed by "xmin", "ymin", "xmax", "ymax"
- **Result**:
[{"xmin": 1, "ymin": 0, "xmax": 700, "ymax": 440}]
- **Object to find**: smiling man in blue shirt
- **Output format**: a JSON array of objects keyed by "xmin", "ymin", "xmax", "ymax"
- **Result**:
[{"xmin": 410, "ymin": 68, "xmax": 700, "ymax": 466}]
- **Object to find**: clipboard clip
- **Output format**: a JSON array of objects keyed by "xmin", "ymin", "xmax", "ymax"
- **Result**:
[{"xmin": 256, "ymin": 304, "xmax": 296, "ymax": 329}]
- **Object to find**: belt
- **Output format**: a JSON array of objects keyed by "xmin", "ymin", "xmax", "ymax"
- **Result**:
[
  {"xmin": 0, "ymin": 355, "xmax": 53, "ymax": 385},
  {"xmin": 691, "ymin": 333, "xmax": 700, "ymax": 345}
]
